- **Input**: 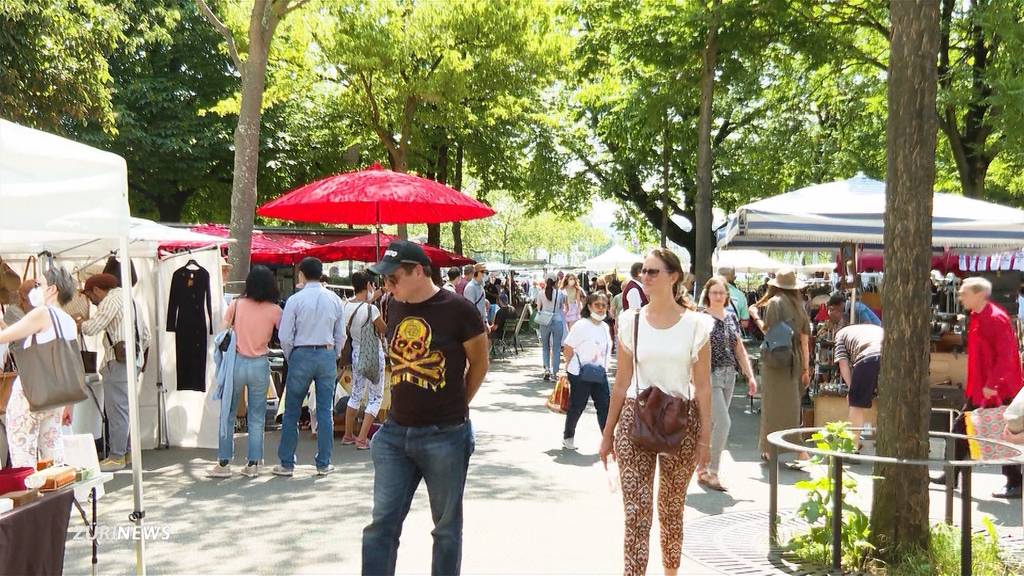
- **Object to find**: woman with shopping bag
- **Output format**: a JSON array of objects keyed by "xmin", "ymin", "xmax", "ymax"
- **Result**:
[
  {"xmin": 560, "ymin": 292, "xmax": 612, "ymax": 451},
  {"xmin": 209, "ymin": 266, "xmax": 282, "ymax": 479},
  {"xmin": 598, "ymin": 248, "xmax": 712, "ymax": 576},
  {"xmin": 0, "ymin": 265, "xmax": 81, "ymax": 468}
]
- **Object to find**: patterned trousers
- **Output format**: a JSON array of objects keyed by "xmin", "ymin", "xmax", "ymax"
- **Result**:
[
  {"xmin": 615, "ymin": 399, "xmax": 701, "ymax": 576},
  {"xmin": 7, "ymin": 380, "xmax": 64, "ymax": 468}
]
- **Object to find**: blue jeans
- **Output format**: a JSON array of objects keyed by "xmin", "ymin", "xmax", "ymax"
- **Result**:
[
  {"xmin": 278, "ymin": 348, "xmax": 337, "ymax": 469},
  {"xmin": 563, "ymin": 371, "xmax": 610, "ymax": 440},
  {"xmin": 218, "ymin": 355, "xmax": 270, "ymax": 463},
  {"xmin": 362, "ymin": 419, "xmax": 475, "ymax": 576},
  {"xmin": 539, "ymin": 320, "xmax": 566, "ymax": 374}
]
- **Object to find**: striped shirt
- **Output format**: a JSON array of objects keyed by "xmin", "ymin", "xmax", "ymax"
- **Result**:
[{"xmin": 80, "ymin": 287, "xmax": 152, "ymax": 364}]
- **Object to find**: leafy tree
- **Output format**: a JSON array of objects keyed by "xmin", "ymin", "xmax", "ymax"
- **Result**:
[
  {"xmin": 937, "ymin": 0, "xmax": 1024, "ymax": 199},
  {"xmin": 558, "ymin": 0, "xmax": 793, "ymax": 259},
  {"xmin": 0, "ymin": 0, "xmax": 124, "ymax": 132},
  {"xmin": 319, "ymin": 0, "xmax": 565, "ymax": 239},
  {"xmin": 195, "ymin": 0, "xmax": 313, "ymax": 280},
  {"xmin": 72, "ymin": 1, "xmax": 237, "ymax": 222}
]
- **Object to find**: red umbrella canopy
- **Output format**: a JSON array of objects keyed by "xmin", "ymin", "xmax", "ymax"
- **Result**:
[
  {"xmin": 257, "ymin": 163, "xmax": 496, "ymax": 225},
  {"xmin": 305, "ymin": 233, "xmax": 475, "ymax": 267},
  {"xmin": 186, "ymin": 224, "xmax": 303, "ymax": 266}
]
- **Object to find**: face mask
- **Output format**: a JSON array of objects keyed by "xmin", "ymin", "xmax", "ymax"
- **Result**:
[
  {"xmin": 28, "ymin": 286, "xmax": 45, "ymax": 308},
  {"xmin": 591, "ymin": 313, "xmax": 607, "ymax": 322}
]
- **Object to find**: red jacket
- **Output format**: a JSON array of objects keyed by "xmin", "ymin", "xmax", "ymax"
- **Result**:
[{"xmin": 966, "ymin": 302, "xmax": 1024, "ymax": 407}]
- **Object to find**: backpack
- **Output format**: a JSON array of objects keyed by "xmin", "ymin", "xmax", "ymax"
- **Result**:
[{"xmin": 761, "ymin": 320, "xmax": 795, "ymax": 370}]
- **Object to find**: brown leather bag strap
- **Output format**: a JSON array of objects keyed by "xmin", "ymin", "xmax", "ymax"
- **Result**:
[
  {"xmin": 23, "ymin": 256, "xmax": 37, "ymax": 280},
  {"xmin": 632, "ymin": 309, "xmax": 640, "ymax": 402}
]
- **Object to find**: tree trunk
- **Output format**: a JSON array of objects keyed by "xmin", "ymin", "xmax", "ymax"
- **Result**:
[
  {"xmin": 427, "ymin": 141, "xmax": 449, "ymax": 247},
  {"xmin": 694, "ymin": 0, "xmax": 720, "ymax": 287},
  {"xmin": 227, "ymin": 43, "xmax": 270, "ymax": 283},
  {"xmin": 871, "ymin": 0, "xmax": 941, "ymax": 558},
  {"xmin": 452, "ymin": 144, "xmax": 464, "ymax": 256}
]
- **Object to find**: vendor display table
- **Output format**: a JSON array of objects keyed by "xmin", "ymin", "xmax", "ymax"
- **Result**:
[
  {"xmin": 813, "ymin": 393, "xmax": 877, "ymax": 428},
  {"xmin": 0, "ymin": 488, "xmax": 74, "ymax": 575},
  {"xmin": 0, "ymin": 472, "xmax": 114, "ymax": 576}
]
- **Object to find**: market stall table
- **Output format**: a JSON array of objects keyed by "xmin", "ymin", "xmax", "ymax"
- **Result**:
[{"xmin": 0, "ymin": 471, "xmax": 114, "ymax": 576}]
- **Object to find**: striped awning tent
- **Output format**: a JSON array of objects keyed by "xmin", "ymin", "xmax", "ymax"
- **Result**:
[{"xmin": 718, "ymin": 173, "xmax": 1024, "ymax": 252}]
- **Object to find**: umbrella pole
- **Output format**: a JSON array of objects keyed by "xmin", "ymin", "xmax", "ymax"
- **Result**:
[{"xmin": 375, "ymin": 202, "xmax": 381, "ymax": 261}]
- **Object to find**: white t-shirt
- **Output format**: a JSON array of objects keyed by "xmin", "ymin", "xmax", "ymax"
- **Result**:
[
  {"xmin": 343, "ymin": 299, "xmax": 380, "ymax": 347},
  {"xmin": 563, "ymin": 318, "xmax": 612, "ymax": 376},
  {"xmin": 617, "ymin": 308, "xmax": 712, "ymax": 400}
]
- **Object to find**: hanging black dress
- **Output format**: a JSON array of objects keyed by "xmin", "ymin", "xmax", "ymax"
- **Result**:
[{"xmin": 166, "ymin": 263, "xmax": 213, "ymax": 391}]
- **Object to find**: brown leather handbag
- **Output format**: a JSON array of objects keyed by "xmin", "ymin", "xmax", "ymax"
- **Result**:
[{"xmin": 628, "ymin": 310, "xmax": 693, "ymax": 455}]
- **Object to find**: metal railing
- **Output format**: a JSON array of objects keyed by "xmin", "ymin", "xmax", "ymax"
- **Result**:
[{"xmin": 767, "ymin": 426, "xmax": 1024, "ymax": 576}]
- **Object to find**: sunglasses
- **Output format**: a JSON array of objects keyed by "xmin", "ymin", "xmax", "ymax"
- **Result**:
[{"xmin": 640, "ymin": 268, "xmax": 664, "ymax": 277}]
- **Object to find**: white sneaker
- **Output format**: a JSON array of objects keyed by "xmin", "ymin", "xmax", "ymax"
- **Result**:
[
  {"xmin": 240, "ymin": 464, "xmax": 259, "ymax": 478},
  {"xmin": 562, "ymin": 437, "xmax": 577, "ymax": 451},
  {"xmin": 207, "ymin": 463, "xmax": 232, "ymax": 478},
  {"xmin": 271, "ymin": 465, "xmax": 294, "ymax": 477},
  {"xmin": 316, "ymin": 464, "xmax": 336, "ymax": 476}
]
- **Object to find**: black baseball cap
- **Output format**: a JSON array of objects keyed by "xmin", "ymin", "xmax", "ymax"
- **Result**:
[{"xmin": 369, "ymin": 240, "xmax": 432, "ymax": 276}]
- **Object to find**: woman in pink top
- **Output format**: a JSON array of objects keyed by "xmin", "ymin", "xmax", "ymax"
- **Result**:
[{"xmin": 210, "ymin": 266, "xmax": 282, "ymax": 479}]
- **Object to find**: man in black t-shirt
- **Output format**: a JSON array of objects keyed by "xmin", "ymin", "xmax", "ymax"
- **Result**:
[{"xmin": 362, "ymin": 241, "xmax": 490, "ymax": 576}]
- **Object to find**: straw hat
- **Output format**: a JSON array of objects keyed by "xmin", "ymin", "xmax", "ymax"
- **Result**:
[{"xmin": 768, "ymin": 268, "xmax": 806, "ymax": 291}]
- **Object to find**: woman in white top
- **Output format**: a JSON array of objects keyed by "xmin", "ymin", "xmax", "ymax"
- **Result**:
[
  {"xmin": 560, "ymin": 292, "xmax": 612, "ymax": 451},
  {"xmin": 599, "ymin": 248, "xmax": 712, "ymax": 576},
  {"xmin": 342, "ymin": 271, "xmax": 388, "ymax": 450},
  {"xmin": 0, "ymin": 266, "xmax": 78, "ymax": 468}
]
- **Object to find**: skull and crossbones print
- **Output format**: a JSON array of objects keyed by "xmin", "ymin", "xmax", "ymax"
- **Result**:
[{"xmin": 389, "ymin": 317, "xmax": 447, "ymax": 391}]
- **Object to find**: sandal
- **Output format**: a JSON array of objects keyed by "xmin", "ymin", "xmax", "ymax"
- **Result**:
[
  {"xmin": 355, "ymin": 439, "xmax": 370, "ymax": 450},
  {"xmin": 341, "ymin": 435, "xmax": 357, "ymax": 446},
  {"xmin": 699, "ymin": 473, "xmax": 727, "ymax": 492}
]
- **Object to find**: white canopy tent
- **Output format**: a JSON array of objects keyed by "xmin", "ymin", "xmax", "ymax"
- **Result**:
[
  {"xmin": 719, "ymin": 173, "xmax": 1024, "ymax": 251},
  {"xmin": 712, "ymin": 249, "xmax": 786, "ymax": 274},
  {"xmin": 583, "ymin": 245, "xmax": 643, "ymax": 272},
  {"xmin": 481, "ymin": 261, "xmax": 512, "ymax": 272},
  {"xmin": 0, "ymin": 119, "xmax": 169, "ymax": 575}
]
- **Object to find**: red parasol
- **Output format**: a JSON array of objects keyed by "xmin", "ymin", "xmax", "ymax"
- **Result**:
[
  {"xmin": 181, "ymin": 225, "xmax": 305, "ymax": 265},
  {"xmin": 305, "ymin": 233, "xmax": 475, "ymax": 267},
  {"xmin": 257, "ymin": 163, "xmax": 495, "ymax": 225}
]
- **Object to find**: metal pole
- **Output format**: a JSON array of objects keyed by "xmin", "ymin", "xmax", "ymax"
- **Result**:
[
  {"xmin": 945, "ymin": 437, "xmax": 955, "ymax": 525},
  {"xmin": 769, "ymin": 443, "xmax": 779, "ymax": 545},
  {"xmin": 118, "ymin": 242, "xmax": 147, "ymax": 576},
  {"xmin": 91, "ymin": 486, "xmax": 97, "ymax": 576},
  {"xmin": 942, "ymin": 434, "xmax": 958, "ymax": 520},
  {"xmin": 961, "ymin": 466, "xmax": 972, "ymax": 576},
  {"xmin": 832, "ymin": 455, "xmax": 843, "ymax": 573}
]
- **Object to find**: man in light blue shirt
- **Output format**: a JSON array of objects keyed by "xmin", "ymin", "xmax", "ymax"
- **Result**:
[
  {"xmin": 273, "ymin": 257, "xmax": 346, "ymax": 477},
  {"xmin": 718, "ymin": 266, "xmax": 750, "ymax": 324},
  {"xmin": 827, "ymin": 293, "xmax": 882, "ymax": 327},
  {"xmin": 462, "ymin": 263, "xmax": 489, "ymax": 327}
]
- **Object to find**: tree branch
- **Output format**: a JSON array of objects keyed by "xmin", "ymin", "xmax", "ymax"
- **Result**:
[
  {"xmin": 195, "ymin": 0, "xmax": 244, "ymax": 72},
  {"xmin": 280, "ymin": 0, "xmax": 313, "ymax": 17}
]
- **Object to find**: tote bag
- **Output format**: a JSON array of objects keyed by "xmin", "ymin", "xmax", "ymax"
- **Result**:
[
  {"xmin": 13, "ymin": 307, "xmax": 88, "ymax": 412},
  {"xmin": 534, "ymin": 292, "xmax": 559, "ymax": 327}
]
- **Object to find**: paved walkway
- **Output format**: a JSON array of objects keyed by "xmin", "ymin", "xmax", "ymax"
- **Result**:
[{"xmin": 63, "ymin": 342, "xmax": 1022, "ymax": 575}]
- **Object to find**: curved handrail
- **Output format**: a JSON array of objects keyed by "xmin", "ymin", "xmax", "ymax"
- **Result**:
[{"xmin": 766, "ymin": 427, "xmax": 1024, "ymax": 467}]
